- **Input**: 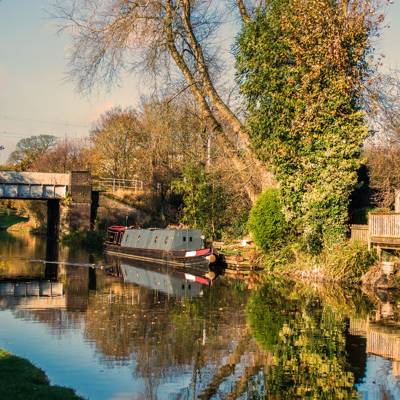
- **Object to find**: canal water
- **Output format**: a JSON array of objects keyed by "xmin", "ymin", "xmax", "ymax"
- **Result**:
[{"xmin": 1, "ymin": 232, "xmax": 400, "ymax": 399}]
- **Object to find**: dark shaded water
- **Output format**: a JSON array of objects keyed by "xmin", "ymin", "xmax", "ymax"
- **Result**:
[{"xmin": 1, "ymin": 232, "xmax": 400, "ymax": 399}]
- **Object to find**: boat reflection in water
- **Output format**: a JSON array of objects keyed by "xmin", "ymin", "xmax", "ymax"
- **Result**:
[{"xmin": 106, "ymin": 255, "xmax": 209, "ymax": 298}]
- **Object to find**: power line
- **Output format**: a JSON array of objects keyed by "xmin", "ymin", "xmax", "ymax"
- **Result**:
[
  {"xmin": 0, "ymin": 131, "xmax": 88, "ymax": 139},
  {"xmin": 0, "ymin": 114, "xmax": 90, "ymax": 129}
]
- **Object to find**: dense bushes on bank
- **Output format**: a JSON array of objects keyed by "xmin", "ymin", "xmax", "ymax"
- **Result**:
[{"xmin": 247, "ymin": 189, "xmax": 288, "ymax": 252}]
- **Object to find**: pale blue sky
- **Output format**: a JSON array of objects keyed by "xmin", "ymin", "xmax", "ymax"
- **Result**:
[{"xmin": 0, "ymin": 0, "xmax": 399, "ymax": 163}]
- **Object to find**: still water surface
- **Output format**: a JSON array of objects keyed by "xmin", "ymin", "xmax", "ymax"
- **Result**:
[{"xmin": 1, "ymin": 232, "xmax": 400, "ymax": 399}]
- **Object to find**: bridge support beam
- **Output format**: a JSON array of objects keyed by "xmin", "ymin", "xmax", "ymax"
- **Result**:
[{"xmin": 47, "ymin": 199, "xmax": 60, "ymax": 239}]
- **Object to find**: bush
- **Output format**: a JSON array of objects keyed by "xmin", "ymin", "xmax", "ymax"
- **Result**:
[{"xmin": 248, "ymin": 189, "xmax": 288, "ymax": 252}]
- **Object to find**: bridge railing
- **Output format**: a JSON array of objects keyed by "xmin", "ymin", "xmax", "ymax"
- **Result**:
[{"xmin": 93, "ymin": 177, "xmax": 145, "ymax": 193}]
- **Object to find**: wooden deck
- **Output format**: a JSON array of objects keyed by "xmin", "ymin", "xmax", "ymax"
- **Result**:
[{"xmin": 350, "ymin": 213, "xmax": 400, "ymax": 254}]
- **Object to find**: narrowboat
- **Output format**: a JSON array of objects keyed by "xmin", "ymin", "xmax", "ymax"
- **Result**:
[{"xmin": 105, "ymin": 226, "xmax": 216, "ymax": 271}]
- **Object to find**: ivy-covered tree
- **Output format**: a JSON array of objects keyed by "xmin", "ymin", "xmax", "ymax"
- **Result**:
[{"xmin": 237, "ymin": 0, "xmax": 382, "ymax": 252}]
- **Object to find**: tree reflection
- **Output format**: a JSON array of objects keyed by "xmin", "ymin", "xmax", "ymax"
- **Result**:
[
  {"xmin": 247, "ymin": 278, "xmax": 359, "ymax": 399},
  {"xmin": 83, "ymin": 280, "xmax": 266, "ymax": 398}
]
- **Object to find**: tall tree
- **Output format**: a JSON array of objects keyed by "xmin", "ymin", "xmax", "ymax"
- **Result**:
[
  {"xmin": 90, "ymin": 107, "xmax": 145, "ymax": 179},
  {"xmin": 8, "ymin": 135, "xmax": 57, "ymax": 171},
  {"xmin": 365, "ymin": 73, "xmax": 400, "ymax": 207},
  {"xmin": 53, "ymin": 0, "xmax": 274, "ymax": 201},
  {"xmin": 237, "ymin": 0, "xmax": 383, "ymax": 251}
]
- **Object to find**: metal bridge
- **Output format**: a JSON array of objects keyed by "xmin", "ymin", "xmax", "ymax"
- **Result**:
[
  {"xmin": 0, "ymin": 171, "xmax": 146, "ymax": 236},
  {"xmin": 0, "ymin": 171, "xmax": 146, "ymax": 199},
  {"xmin": 0, "ymin": 171, "xmax": 69, "ymax": 199}
]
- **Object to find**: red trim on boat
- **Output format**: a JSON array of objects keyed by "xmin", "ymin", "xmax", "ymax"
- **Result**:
[
  {"xmin": 194, "ymin": 276, "xmax": 210, "ymax": 285},
  {"xmin": 185, "ymin": 248, "xmax": 212, "ymax": 257},
  {"xmin": 108, "ymin": 226, "xmax": 127, "ymax": 231}
]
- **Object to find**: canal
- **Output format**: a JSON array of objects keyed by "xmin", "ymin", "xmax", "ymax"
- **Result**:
[{"xmin": 0, "ymin": 231, "xmax": 400, "ymax": 399}]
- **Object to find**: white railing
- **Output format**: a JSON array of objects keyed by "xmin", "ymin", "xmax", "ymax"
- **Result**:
[
  {"xmin": 369, "ymin": 213, "xmax": 400, "ymax": 238},
  {"xmin": 93, "ymin": 177, "xmax": 145, "ymax": 193}
]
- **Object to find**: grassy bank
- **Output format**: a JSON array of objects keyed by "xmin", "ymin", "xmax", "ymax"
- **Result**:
[
  {"xmin": 263, "ymin": 241, "xmax": 376, "ymax": 284},
  {"xmin": 0, "ymin": 213, "xmax": 28, "ymax": 230},
  {"xmin": 0, "ymin": 348, "xmax": 83, "ymax": 400}
]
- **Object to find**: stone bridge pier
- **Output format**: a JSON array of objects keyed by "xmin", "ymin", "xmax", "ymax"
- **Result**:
[
  {"xmin": 0, "ymin": 170, "xmax": 99, "ymax": 239},
  {"xmin": 60, "ymin": 171, "xmax": 95, "ymax": 235}
]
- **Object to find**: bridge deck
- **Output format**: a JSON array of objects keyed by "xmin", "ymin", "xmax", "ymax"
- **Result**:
[{"xmin": 0, "ymin": 171, "xmax": 69, "ymax": 199}]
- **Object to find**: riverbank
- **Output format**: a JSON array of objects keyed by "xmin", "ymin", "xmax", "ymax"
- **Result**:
[
  {"xmin": 0, "ymin": 213, "xmax": 28, "ymax": 230},
  {"xmin": 0, "ymin": 348, "xmax": 83, "ymax": 400},
  {"xmin": 217, "ymin": 239, "xmax": 378, "ymax": 286}
]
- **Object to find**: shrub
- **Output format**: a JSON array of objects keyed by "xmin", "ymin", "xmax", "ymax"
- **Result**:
[{"xmin": 248, "ymin": 189, "xmax": 288, "ymax": 252}]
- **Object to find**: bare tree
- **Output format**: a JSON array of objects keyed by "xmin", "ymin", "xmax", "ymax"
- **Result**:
[
  {"xmin": 90, "ymin": 107, "xmax": 145, "ymax": 179},
  {"xmin": 52, "ymin": 0, "xmax": 275, "ymax": 202},
  {"xmin": 30, "ymin": 138, "xmax": 90, "ymax": 173},
  {"xmin": 364, "ymin": 73, "xmax": 400, "ymax": 207}
]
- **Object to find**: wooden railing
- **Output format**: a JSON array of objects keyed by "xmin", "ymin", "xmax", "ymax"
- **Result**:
[{"xmin": 369, "ymin": 213, "xmax": 400, "ymax": 238}]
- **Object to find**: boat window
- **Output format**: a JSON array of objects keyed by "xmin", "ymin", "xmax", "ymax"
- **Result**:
[
  {"xmin": 137, "ymin": 235, "xmax": 141, "ymax": 241},
  {"xmin": 183, "ymin": 236, "xmax": 186, "ymax": 242},
  {"xmin": 154, "ymin": 236, "xmax": 158, "ymax": 243},
  {"xmin": 164, "ymin": 236, "xmax": 169, "ymax": 244},
  {"xmin": 189, "ymin": 237, "xmax": 193, "ymax": 242}
]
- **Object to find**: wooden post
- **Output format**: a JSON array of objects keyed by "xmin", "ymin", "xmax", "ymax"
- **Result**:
[
  {"xmin": 395, "ymin": 190, "xmax": 400, "ymax": 212},
  {"xmin": 376, "ymin": 245, "xmax": 382, "ymax": 260}
]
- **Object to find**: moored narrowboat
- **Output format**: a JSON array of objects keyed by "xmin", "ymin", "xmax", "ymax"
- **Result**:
[{"xmin": 105, "ymin": 226, "xmax": 216, "ymax": 271}]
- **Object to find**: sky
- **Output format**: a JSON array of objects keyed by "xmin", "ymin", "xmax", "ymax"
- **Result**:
[{"xmin": 0, "ymin": 0, "xmax": 400, "ymax": 164}]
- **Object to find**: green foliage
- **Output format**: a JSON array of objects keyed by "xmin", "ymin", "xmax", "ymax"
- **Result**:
[
  {"xmin": 172, "ymin": 162, "xmax": 227, "ymax": 240},
  {"xmin": 247, "ymin": 189, "xmax": 288, "ymax": 252},
  {"xmin": 237, "ymin": 0, "xmax": 377, "ymax": 253},
  {"xmin": 246, "ymin": 277, "xmax": 296, "ymax": 351},
  {"xmin": 0, "ymin": 348, "xmax": 83, "ymax": 400},
  {"xmin": 247, "ymin": 282, "xmax": 357, "ymax": 399}
]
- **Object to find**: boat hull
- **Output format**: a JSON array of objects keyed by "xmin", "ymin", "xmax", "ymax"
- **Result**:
[{"xmin": 105, "ymin": 244, "xmax": 210, "ymax": 269}]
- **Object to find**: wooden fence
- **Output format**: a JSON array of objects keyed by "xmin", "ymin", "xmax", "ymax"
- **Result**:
[{"xmin": 350, "ymin": 224, "xmax": 369, "ymax": 243}]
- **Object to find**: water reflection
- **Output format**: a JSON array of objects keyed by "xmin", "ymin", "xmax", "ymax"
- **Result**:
[
  {"xmin": 107, "ymin": 256, "xmax": 207, "ymax": 298},
  {"xmin": 2, "ymin": 233, "xmax": 400, "ymax": 399}
]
